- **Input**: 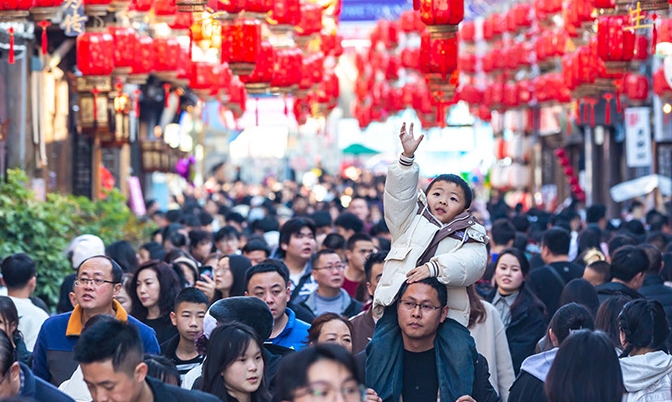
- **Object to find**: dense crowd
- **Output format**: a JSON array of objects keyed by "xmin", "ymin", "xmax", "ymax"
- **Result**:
[{"xmin": 1, "ymin": 123, "xmax": 672, "ymax": 402}]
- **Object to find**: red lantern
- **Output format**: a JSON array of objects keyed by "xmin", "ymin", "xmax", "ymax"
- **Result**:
[
  {"xmin": 270, "ymin": 47, "xmax": 302, "ymax": 94},
  {"xmin": 210, "ymin": 0, "xmax": 244, "ymax": 21},
  {"xmin": 653, "ymin": 67, "xmax": 672, "ymax": 100},
  {"xmin": 240, "ymin": 41, "xmax": 274, "ymax": 94},
  {"xmin": 169, "ymin": 11, "xmax": 193, "ymax": 31},
  {"xmin": 153, "ymin": 36, "xmax": 180, "ymax": 79},
  {"xmin": 623, "ymin": 73, "xmax": 649, "ymax": 104},
  {"xmin": 128, "ymin": 34, "xmax": 154, "ymax": 84},
  {"xmin": 226, "ymin": 76, "xmax": 247, "ymax": 118},
  {"xmin": 108, "ymin": 26, "xmax": 137, "ymax": 76},
  {"xmin": 399, "ymin": 9, "xmax": 425, "ymax": 34},
  {"xmin": 77, "ymin": 30, "xmax": 115, "ymax": 76},
  {"xmin": 268, "ymin": 0, "xmax": 300, "ymax": 28},
  {"xmin": 30, "ymin": 0, "xmax": 64, "ymax": 21},
  {"xmin": 0, "ymin": 0, "xmax": 34, "ymax": 20},
  {"xmin": 597, "ymin": 15, "xmax": 635, "ymax": 74},
  {"xmin": 131, "ymin": 0, "xmax": 152, "ymax": 13},
  {"xmin": 296, "ymin": 2, "xmax": 323, "ymax": 46},
  {"xmin": 418, "ymin": 0, "xmax": 463, "ymax": 39},
  {"xmin": 420, "ymin": 32, "xmax": 458, "ymax": 80},
  {"xmin": 245, "ymin": 0, "xmax": 273, "ymax": 18},
  {"xmin": 154, "ymin": 0, "xmax": 177, "ymax": 21},
  {"xmin": 593, "ymin": 0, "xmax": 615, "ymax": 10},
  {"xmin": 460, "ymin": 20, "xmax": 476, "ymax": 42},
  {"xmin": 227, "ymin": 18, "xmax": 262, "ymax": 76},
  {"xmin": 190, "ymin": 61, "xmax": 215, "ymax": 98},
  {"xmin": 633, "ymin": 35, "xmax": 649, "ymax": 61}
]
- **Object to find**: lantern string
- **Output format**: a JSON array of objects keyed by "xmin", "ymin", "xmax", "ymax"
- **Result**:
[
  {"xmin": 603, "ymin": 94, "xmax": 612, "ymax": 126},
  {"xmin": 163, "ymin": 83, "xmax": 171, "ymax": 108},
  {"xmin": 589, "ymin": 99, "xmax": 596, "ymax": 127},
  {"xmin": 575, "ymin": 101, "xmax": 581, "ymax": 125},
  {"xmin": 38, "ymin": 21, "xmax": 51, "ymax": 56},
  {"xmin": 615, "ymin": 79, "xmax": 623, "ymax": 113},
  {"xmin": 652, "ymin": 13, "xmax": 658, "ymax": 56},
  {"xmin": 8, "ymin": 28, "xmax": 14, "ymax": 65},
  {"xmin": 188, "ymin": 27, "xmax": 193, "ymax": 61},
  {"xmin": 91, "ymin": 87, "xmax": 99, "ymax": 126}
]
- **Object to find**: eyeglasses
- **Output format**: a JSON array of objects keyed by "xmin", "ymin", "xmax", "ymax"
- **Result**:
[
  {"xmin": 74, "ymin": 277, "xmax": 119, "ymax": 287},
  {"xmin": 293, "ymin": 380, "xmax": 365, "ymax": 401},
  {"xmin": 313, "ymin": 263, "xmax": 347, "ymax": 272},
  {"xmin": 399, "ymin": 299, "xmax": 442, "ymax": 313}
]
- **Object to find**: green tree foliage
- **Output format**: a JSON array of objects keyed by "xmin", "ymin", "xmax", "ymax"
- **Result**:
[{"xmin": 0, "ymin": 169, "xmax": 154, "ymax": 310}]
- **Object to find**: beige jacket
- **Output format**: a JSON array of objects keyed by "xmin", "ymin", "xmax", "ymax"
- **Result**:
[{"xmin": 374, "ymin": 158, "xmax": 488, "ymax": 326}]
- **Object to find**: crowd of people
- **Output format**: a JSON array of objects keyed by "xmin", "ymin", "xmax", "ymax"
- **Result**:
[{"xmin": 1, "ymin": 123, "xmax": 672, "ymax": 402}]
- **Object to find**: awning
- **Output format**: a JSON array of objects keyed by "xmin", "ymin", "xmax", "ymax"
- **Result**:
[{"xmin": 609, "ymin": 174, "xmax": 672, "ymax": 202}]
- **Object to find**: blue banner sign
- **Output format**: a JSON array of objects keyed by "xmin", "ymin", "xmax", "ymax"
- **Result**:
[
  {"xmin": 60, "ymin": 0, "xmax": 87, "ymax": 37},
  {"xmin": 340, "ymin": 0, "xmax": 412, "ymax": 22}
]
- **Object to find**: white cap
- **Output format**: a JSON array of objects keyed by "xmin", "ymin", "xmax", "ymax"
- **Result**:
[{"xmin": 65, "ymin": 235, "xmax": 105, "ymax": 269}]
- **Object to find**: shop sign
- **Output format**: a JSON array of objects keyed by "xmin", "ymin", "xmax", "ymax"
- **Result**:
[{"xmin": 624, "ymin": 107, "xmax": 653, "ymax": 167}]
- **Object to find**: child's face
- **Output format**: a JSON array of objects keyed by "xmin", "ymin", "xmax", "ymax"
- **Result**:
[
  {"xmin": 170, "ymin": 302, "xmax": 207, "ymax": 343},
  {"xmin": 426, "ymin": 180, "xmax": 467, "ymax": 224}
]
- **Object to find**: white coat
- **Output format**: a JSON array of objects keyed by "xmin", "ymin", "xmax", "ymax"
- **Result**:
[{"xmin": 621, "ymin": 350, "xmax": 672, "ymax": 402}]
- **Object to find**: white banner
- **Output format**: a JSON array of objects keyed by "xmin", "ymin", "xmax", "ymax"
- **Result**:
[{"xmin": 625, "ymin": 107, "xmax": 653, "ymax": 168}]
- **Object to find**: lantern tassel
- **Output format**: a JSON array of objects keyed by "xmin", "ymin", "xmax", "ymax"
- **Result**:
[
  {"xmin": 8, "ymin": 28, "xmax": 15, "ymax": 65},
  {"xmin": 283, "ymin": 94, "xmax": 288, "ymax": 117},
  {"xmin": 566, "ymin": 108, "xmax": 572, "ymax": 135},
  {"xmin": 39, "ymin": 21, "xmax": 51, "ymax": 55},
  {"xmin": 576, "ymin": 101, "xmax": 581, "ymax": 125},
  {"xmin": 176, "ymin": 88, "xmax": 182, "ymax": 112},
  {"xmin": 255, "ymin": 97, "xmax": 259, "ymax": 126},
  {"xmin": 589, "ymin": 99, "xmax": 596, "ymax": 127},
  {"xmin": 134, "ymin": 89, "xmax": 141, "ymax": 116},
  {"xmin": 188, "ymin": 27, "xmax": 193, "ymax": 61},
  {"xmin": 616, "ymin": 82, "xmax": 622, "ymax": 113},
  {"xmin": 652, "ymin": 13, "xmax": 658, "ymax": 56},
  {"xmin": 91, "ymin": 87, "xmax": 99, "ymax": 126},
  {"xmin": 163, "ymin": 83, "xmax": 171, "ymax": 108},
  {"xmin": 583, "ymin": 99, "xmax": 589, "ymax": 124},
  {"xmin": 603, "ymin": 94, "xmax": 612, "ymax": 126}
]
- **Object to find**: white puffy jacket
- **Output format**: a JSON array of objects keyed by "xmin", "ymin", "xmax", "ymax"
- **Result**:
[
  {"xmin": 621, "ymin": 350, "xmax": 672, "ymax": 402},
  {"xmin": 373, "ymin": 157, "xmax": 488, "ymax": 326}
]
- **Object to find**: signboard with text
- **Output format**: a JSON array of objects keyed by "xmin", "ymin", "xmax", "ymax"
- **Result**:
[
  {"xmin": 340, "ymin": 0, "xmax": 411, "ymax": 21},
  {"xmin": 625, "ymin": 107, "xmax": 653, "ymax": 168}
]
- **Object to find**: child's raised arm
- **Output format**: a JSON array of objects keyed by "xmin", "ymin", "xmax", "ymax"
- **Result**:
[{"xmin": 399, "ymin": 122, "xmax": 424, "ymax": 158}]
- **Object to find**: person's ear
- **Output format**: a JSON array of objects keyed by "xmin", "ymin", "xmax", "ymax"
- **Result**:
[
  {"xmin": 285, "ymin": 286, "xmax": 291, "ymax": 303},
  {"xmin": 170, "ymin": 311, "xmax": 177, "ymax": 326},
  {"xmin": 135, "ymin": 362, "xmax": 148, "ymax": 384},
  {"xmin": 69, "ymin": 292, "xmax": 77, "ymax": 308},
  {"xmin": 549, "ymin": 328, "xmax": 558, "ymax": 347},
  {"xmin": 113, "ymin": 283, "xmax": 122, "ymax": 298},
  {"xmin": 9, "ymin": 362, "xmax": 19, "ymax": 382},
  {"xmin": 439, "ymin": 305, "xmax": 449, "ymax": 323},
  {"xmin": 366, "ymin": 282, "xmax": 373, "ymax": 297}
]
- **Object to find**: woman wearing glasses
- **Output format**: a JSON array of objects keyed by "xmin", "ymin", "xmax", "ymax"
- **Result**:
[
  {"xmin": 129, "ymin": 260, "xmax": 182, "ymax": 345},
  {"xmin": 273, "ymin": 343, "xmax": 379, "ymax": 402}
]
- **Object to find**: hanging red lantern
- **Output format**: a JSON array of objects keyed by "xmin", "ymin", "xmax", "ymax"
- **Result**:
[
  {"xmin": 225, "ymin": 76, "xmax": 247, "ymax": 118},
  {"xmin": 482, "ymin": 13, "xmax": 504, "ymax": 41},
  {"xmin": 131, "ymin": 0, "xmax": 152, "ymax": 13},
  {"xmin": 153, "ymin": 36, "xmax": 180, "ymax": 80},
  {"xmin": 623, "ymin": 73, "xmax": 649, "ymax": 104},
  {"xmin": 210, "ymin": 0, "xmax": 244, "ymax": 22},
  {"xmin": 83, "ymin": 0, "xmax": 113, "ymax": 16},
  {"xmin": 239, "ymin": 40, "xmax": 274, "ymax": 94},
  {"xmin": 418, "ymin": 0, "xmax": 463, "ymax": 39},
  {"xmin": 268, "ymin": 0, "xmax": 301, "ymax": 28},
  {"xmin": 420, "ymin": 31, "xmax": 458, "ymax": 80},
  {"xmin": 190, "ymin": 61, "xmax": 215, "ymax": 98},
  {"xmin": 270, "ymin": 47, "xmax": 302, "ymax": 94},
  {"xmin": 154, "ymin": 0, "xmax": 177, "ymax": 21},
  {"xmin": 245, "ymin": 0, "xmax": 273, "ymax": 19},
  {"xmin": 108, "ymin": 26, "xmax": 137, "ymax": 76},
  {"xmin": 1, "ymin": 0, "xmax": 34, "ymax": 20},
  {"xmin": 399, "ymin": 9, "xmax": 425, "ymax": 34},
  {"xmin": 295, "ymin": 2, "xmax": 323, "ymax": 48},
  {"xmin": 77, "ymin": 30, "xmax": 115, "ymax": 76},
  {"xmin": 633, "ymin": 35, "xmax": 649, "ymax": 61},
  {"xmin": 460, "ymin": 20, "xmax": 476, "ymax": 42},
  {"xmin": 597, "ymin": 15, "xmax": 635, "ymax": 74},
  {"xmin": 30, "ymin": 0, "xmax": 64, "ymax": 21},
  {"xmin": 592, "ymin": 0, "xmax": 615, "ymax": 11},
  {"xmin": 653, "ymin": 67, "xmax": 672, "ymax": 100},
  {"xmin": 227, "ymin": 18, "xmax": 262, "ymax": 76},
  {"xmin": 128, "ymin": 34, "xmax": 154, "ymax": 84}
]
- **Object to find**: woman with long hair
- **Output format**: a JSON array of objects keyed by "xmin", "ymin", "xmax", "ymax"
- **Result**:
[
  {"xmin": 485, "ymin": 247, "xmax": 546, "ymax": 374},
  {"xmin": 0, "ymin": 297, "xmax": 29, "ymax": 364},
  {"xmin": 200, "ymin": 322, "xmax": 270, "ymax": 402},
  {"xmin": 129, "ymin": 260, "xmax": 182, "ymax": 345},
  {"xmin": 618, "ymin": 299, "xmax": 672, "ymax": 402}
]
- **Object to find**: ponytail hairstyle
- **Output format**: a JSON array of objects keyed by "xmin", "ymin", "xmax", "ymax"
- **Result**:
[
  {"xmin": 618, "ymin": 299, "xmax": 670, "ymax": 358},
  {"xmin": 549, "ymin": 303, "xmax": 595, "ymax": 346}
]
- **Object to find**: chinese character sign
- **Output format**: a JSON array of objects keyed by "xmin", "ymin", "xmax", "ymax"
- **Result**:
[
  {"xmin": 60, "ymin": 0, "xmax": 87, "ymax": 37},
  {"xmin": 625, "ymin": 107, "xmax": 652, "ymax": 168}
]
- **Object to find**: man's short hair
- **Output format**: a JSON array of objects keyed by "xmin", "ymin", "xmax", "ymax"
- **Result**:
[
  {"xmin": 364, "ymin": 251, "xmax": 387, "ymax": 283},
  {"xmin": 542, "ymin": 227, "xmax": 571, "ymax": 256},
  {"xmin": 310, "ymin": 211, "xmax": 332, "ymax": 228},
  {"xmin": 322, "ymin": 233, "xmax": 346, "ymax": 251},
  {"xmin": 73, "ymin": 319, "xmax": 144, "ymax": 377},
  {"xmin": 346, "ymin": 233, "xmax": 373, "ymax": 251},
  {"xmin": 77, "ymin": 255, "xmax": 123, "ymax": 284},
  {"xmin": 214, "ymin": 226, "xmax": 240, "ymax": 243},
  {"xmin": 241, "ymin": 239, "xmax": 271, "ymax": 257},
  {"xmin": 173, "ymin": 287, "xmax": 209, "ymax": 312},
  {"xmin": 586, "ymin": 204, "xmax": 607, "ymax": 224},
  {"xmin": 610, "ymin": 245, "xmax": 649, "ymax": 282},
  {"xmin": 639, "ymin": 244, "xmax": 662, "ymax": 275},
  {"xmin": 188, "ymin": 229, "xmax": 212, "ymax": 247},
  {"xmin": 278, "ymin": 218, "xmax": 316, "ymax": 258},
  {"xmin": 1, "ymin": 253, "xmax": 36, "ymax": 289},
  {"xmin": 586, "ymin": 260, "xmax": 611, "ymax": 282},
  {"xmin": 397, "ymin": 278, "xmax": 447, "ymax": 309},
  {"xmin": 491, "ymin": 219, "xmax": 516, "ymax": 246},
  {"xmin": 608, "ymin": 235, "xmax": 638, "ymax": 257},
  {"xmin": 334, "ymin": 213, "xmax": 364, "ymax": 234},
  {"xmin": 647, "ymin": 210, "xmax": 670, "ymax": 232},
  {"xmin": 245, "ymin": 260, "xmax": 290, "ymax": 288},
  {"xmin": 310, "ymin": 249, "xmax": 340, "ymax": 269}
]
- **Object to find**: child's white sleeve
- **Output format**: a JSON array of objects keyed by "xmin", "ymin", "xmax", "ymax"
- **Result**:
[
  {"xmin": 383, "ymin": 158, "xmax": 419, "ymax": 238},
  {"xmin": 431, "ymin": 241, "xmax": 488, "ymax": 287}
]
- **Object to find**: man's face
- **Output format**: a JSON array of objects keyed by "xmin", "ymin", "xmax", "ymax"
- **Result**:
[
  {"xmin": 246, "ymin": 271, "xmax": 289, "ymax": 322},
  {"xmin": 396, "ymin": 283, "xmax": 448, "ymax": 347},
  {"xmin": 345, "ymin": 240, "xmax": 375, "ymax": 272},
  {"xmin": 366, "ymin": 262, "xmax": 385, "ymax": 297},
  {"xmin": 75, "ymin": 257, "xmax": 120, "ymax": 314},
  {"xmin": 282, "ymin": 227, "xmax": 316, "ymax": 262},
  {"xmin": 170, "ymin": 302, "xmax": 207, "ymax": 343},
  {"xmin": 192, "ymin": 240, "xmax": 212, "ymax": 262},
  {"xmin": 348, "ymin": 199, "xmax": 369, "ymax": 222},
  {"xmin": 312, "ymin": 253, "xmax": 345, "ymax": 292},
  {"xmin": 81, "ymin": 360, "xmax": 146, "ymax": 402},
  {"xmin": 243, "ymin": 250, "xmax": 268, "ymax": 266},
  {"xmin": 216, "ymin": 236, "xmax": 240, "ymax": 255}
]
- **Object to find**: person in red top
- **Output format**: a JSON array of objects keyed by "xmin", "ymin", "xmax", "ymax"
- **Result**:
[{"xmin": 342, "ymin": 233, "xmax": 375, "ymax": 302}]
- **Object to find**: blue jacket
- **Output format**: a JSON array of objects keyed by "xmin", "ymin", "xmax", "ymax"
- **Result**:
[
  {"xmin": 32, "ymin": 301, "xmax": 160, "ymax": 386},
  {"xmin": 268, "ymin": 308, "xmax": 310, "ymax": 351},
  {"xmin": 19, "ymin": 362, "xmax": 75, "ymax": 402}
]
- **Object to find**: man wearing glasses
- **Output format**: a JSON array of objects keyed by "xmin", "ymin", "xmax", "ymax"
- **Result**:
[
  {"xmin": 298, "ymin": 249, "xmax": 363, "ymax": 319},
  {"xmin": 32, "ymin": 255, "xmax": 160, "ymax": 387}
]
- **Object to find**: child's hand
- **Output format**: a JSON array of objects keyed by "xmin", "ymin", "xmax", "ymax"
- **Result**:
[
  {"xmin": 406, "ymin": 264, "xmax": 431, "ymax": 283},
  {"xmin": 399, "ymin": 122, "xmax": 424, "ymax": 158}
]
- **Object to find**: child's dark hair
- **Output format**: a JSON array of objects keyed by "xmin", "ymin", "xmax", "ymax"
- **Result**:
[
  {"xmin": 618, "ymin": 299, "xmax": 670, "ymax": 358},
  {"xmin": 173, "ymin": 287, "xmax": 209, "ymax": 311},
  {"xmin": 144, "ymin": 354, "xmax": 180, "ymax": 385},
  {"xmin": 549, "ymin": 303, "xmax": 595, "ymax": 345},
  {"xmin": 425, "ymin": 174, "xmax": 473, "ymax": 209}
]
